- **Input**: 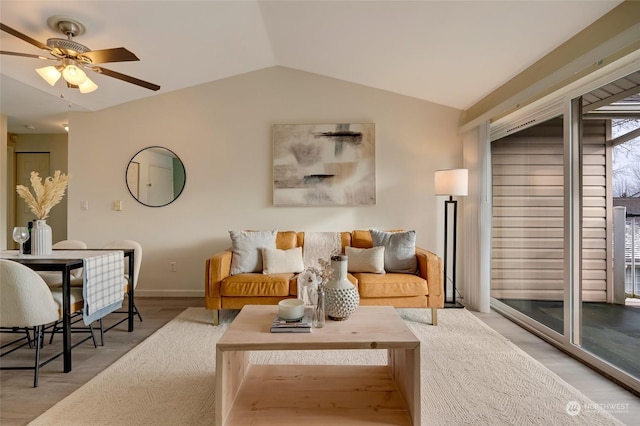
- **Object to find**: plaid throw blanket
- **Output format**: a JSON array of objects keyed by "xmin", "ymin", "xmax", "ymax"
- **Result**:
[{"xmin": 83, "ymin": 252, "xmax": 126, "ymax": 325}]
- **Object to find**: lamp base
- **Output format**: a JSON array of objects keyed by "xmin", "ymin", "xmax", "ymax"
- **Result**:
[{"xmin": 444, "ymin": 301, "xmax": 465, "ymax": 309}]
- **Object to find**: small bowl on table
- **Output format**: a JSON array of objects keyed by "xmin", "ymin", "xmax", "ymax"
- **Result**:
[{"xmin": 278, "ymin": 299, "xmax": 305, "ymax": 321}]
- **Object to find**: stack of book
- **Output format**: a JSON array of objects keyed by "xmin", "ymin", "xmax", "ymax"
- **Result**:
[{"xmin": 270, "ymin": 308, "xmax": 313, "ymax": 333}]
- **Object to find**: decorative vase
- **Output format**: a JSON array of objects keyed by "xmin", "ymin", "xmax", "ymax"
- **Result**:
[
  {"xmin": 313, "ymin": 285, "xmax": 326, "ymax": 328},
  {"xmin": 32, "ymin": 219, "xmax": 52, "ymax": 255},
  {"xmin": 324, "ymin": 254, "xmax": 359, "ymax": 321}
]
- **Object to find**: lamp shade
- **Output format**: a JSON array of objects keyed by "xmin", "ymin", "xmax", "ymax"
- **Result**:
[
  {"xmin": 35, "ymin": 66, "xmax": 61, "ymax": 86},
  {"xmin": 78, "ymin": 77, "xmax": 98, "ymax": 94},
  {"xmin": 434, "ymin": 169, "xmax": 468, "ymax": 196},
  {"xmin": 62, "ymin": 64, "xmax": 87, "ymax": 85}
]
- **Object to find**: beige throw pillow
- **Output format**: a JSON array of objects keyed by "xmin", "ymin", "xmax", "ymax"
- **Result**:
[
  {"xmin": 262, "ymin": 247, "xmax": 305, "ymax": 274},
  {"xmin": 346, "ymin": 246, "xmax": 385, "ymax": 274}
]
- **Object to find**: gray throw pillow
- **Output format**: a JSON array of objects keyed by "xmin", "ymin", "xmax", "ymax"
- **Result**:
[
  {"xmin": 370, "ymin": 229, "xmax": 417, "ymax": 274},
  {"xmin": 229, "ymin": 230, "xmax": 277, "ymax": 275}
]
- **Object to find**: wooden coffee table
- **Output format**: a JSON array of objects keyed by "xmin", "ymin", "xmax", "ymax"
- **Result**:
[{"xmin": 215, "ymin": 305, "xmax": 421, "ymax": 425}]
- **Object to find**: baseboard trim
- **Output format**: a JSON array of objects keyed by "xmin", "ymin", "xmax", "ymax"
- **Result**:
[{"xmin": 135, "ymin": 289, "xmax": 204, "ymax": 298}]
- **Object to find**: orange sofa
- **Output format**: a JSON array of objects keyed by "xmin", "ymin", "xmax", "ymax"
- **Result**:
[{"xmin": 205, "ymin": 230, "xmax": 444, "ymax": 325}]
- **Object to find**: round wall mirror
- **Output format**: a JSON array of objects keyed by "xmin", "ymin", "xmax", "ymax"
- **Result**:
[{"xmin": 126, "ymin": 146, "xmax": 186, "ymax": 207}]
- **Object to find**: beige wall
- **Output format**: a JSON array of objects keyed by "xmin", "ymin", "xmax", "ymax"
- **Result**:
[{"xmin": 67, "ymin": 66, "xmax": 462, "ymax": 297}]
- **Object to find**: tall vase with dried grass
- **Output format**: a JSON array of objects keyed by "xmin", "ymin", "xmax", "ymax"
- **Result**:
[{"xmin": 16, "ymin": 171, "xmax": 71, "ymax": 255}]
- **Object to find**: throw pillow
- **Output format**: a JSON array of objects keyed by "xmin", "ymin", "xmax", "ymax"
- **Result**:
[
  {"xmin": 262, "ymin": 247, "xmax": 305, "ymax": 274},
  {"xmin": 229, "ymin": 230, "xmax": 277, "ymax": 275},
  {"xmin": 345, "ymin": 246, "xmax": 385, "ymax": 274},
  {"xmin": 370, "ymin": 229, "xmax": 417, "ymax": 274}
]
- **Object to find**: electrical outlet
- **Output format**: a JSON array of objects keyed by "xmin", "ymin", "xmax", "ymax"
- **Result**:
[
  {"xmin": 81, "ymin": 200, "xmax": 89, "ymax": 210},
  {"xmin": 169, "ymin": 262, "xmax": 177, "ymax": 272}
]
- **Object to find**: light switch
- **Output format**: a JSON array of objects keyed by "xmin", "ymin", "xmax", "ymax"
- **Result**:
[
  {"xmin": 114, "ymin": 200, "xmax": 123, "ymax": 211},
  {"xmin": 81, "ymin": 200, "xmax": 89, "ymax": 210}
]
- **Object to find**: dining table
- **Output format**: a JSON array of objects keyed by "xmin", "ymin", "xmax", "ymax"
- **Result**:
[{"xmin": 0, "ymin": 248, "xmax": 135, "ymax": 372}]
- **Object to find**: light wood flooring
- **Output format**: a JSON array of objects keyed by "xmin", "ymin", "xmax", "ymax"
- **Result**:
[{"xmin": 1, "ymin": 297, "xmax": 639, "ymax": 425}]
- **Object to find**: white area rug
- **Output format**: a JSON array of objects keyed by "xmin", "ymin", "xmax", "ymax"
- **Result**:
[{"xmin": 29, "ymin": 308, "xmax": 622, "ymax": 425}]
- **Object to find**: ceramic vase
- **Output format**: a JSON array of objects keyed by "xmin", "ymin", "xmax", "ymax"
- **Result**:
[
  {"xmin": 324, "ymin": 254, "xmax": 359, "ymax": 321},
  {"xmin": 32, "ymin": 219, "xmax": 52, "ymax": 255}
]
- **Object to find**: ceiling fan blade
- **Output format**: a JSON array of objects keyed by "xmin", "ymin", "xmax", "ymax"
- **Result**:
[
  {"xmin": 0, "ymin": 50, "xmax": 54, "ymax": 60},
  {"xmin": 0, "ymin": 23, "xmax": 50, "ymax": 51},
  {"xmin": 92, "ymin": 66, "xmax": 160, "ymax": 91},
  {"xmin": 81, "ymin": 47, "xmax": 139, "ymax": 64}
]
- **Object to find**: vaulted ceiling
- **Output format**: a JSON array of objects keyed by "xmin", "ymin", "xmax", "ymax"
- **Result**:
[{"xmin": 0, "ymin": 1, "xmax": 622, "ymax": 134}]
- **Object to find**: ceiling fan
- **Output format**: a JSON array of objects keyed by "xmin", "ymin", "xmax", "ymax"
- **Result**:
[{"xmin": 0, "ymin": 16, "xmax": 160, "ymax": 93}]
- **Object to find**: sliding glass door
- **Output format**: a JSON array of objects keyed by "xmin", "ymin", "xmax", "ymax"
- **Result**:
[
  {"xmin": 579, "ymin": 95, "xmax": 640, "ymax": 380},
  {"xmin": 490, "ymin": 70, "xmax": 640, "ymax": 390},
  {"xmin": 491, "ymin": 116, "xmax": 565, "ymax": 335}
]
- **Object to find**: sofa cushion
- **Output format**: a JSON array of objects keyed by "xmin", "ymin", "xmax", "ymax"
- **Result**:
[
  {"xmin": 276, "ymin": 231, "xmax": 299, "ymax": 250},
  {"xmin": 354, "ymin": 272, "xmax": 427, "ymax": 298},
  {"xmin": 222, "ymin": 273, "xmax": 293, "ymax": 297},
  {"xmin": 352, "ymin": 229, "xmax": 404, "ymax": 249},
  {"xmin": 345, "ymin": 246, "xmax": 385, "ymax": 274},
  {"xmin": 262, "ymin": 247, "xmax": 305, "ymax": 274},
  {"xmin": 229, "ymin": 230, "xmax": 277, "ymax": 275},
  {"xmin": 351, "ymin": 230, "xmax": 374, "ymax": 248},
  {"xmin": 370, "ymin": 229, "xmax": 417, "ymax": 274}
]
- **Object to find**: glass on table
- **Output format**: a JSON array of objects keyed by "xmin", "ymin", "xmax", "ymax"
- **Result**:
[{"xmin": 12, "ymin": 226, "xmax": 30, "ymax": 257}]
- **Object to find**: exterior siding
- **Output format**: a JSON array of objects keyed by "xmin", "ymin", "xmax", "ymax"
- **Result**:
[
  {"xmin": 491, "ymin": 117, "xmax": 608, "ymax": 302},
  {"xmin": 583, "ymin": 119, "xmax": 609, "ymax": 302}
]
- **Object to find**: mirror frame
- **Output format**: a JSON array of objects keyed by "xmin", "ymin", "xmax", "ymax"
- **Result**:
[{"xmin": 125, "ymin": 146, "xmax": 186, "ymax": 207}]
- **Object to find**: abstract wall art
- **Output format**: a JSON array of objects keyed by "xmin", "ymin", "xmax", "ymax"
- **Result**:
[{"xmin": 273, "ymin": 123, "xmax": 376, "ymax": 206}]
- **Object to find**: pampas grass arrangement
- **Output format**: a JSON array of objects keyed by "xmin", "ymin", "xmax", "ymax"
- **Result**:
[{"xmin": 16, "ymin": 170, "xmax": 71, "ymax": 220}]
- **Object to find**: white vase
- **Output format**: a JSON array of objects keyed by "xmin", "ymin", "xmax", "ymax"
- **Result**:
[
  {"xmin": 324, "ymin": 254, "xmax": 359, "ymax": 321},
  {"xmin": 32, "ymin": 219, "xmax": 52, "ymax": 255}
]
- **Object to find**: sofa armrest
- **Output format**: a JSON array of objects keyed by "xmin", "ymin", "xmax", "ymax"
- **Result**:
[
  {"xmin": 416, "ymin": 246, "xmax": 444, "ymax": 309},
  {"xmin": 205, "ymin": 249, "xmax": 232, "ymax": 310}
]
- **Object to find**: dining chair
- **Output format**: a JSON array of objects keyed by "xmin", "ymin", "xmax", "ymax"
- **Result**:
[
  {"xmin": 47, "ymin": 286, "xmax": 99, "ymax": 347},
  {"xmin": 40, "ymin": 240, "xmax": 105, "ymax": 347},
  {"xmin": 0, "ymin": 259, "xmax": 95, "ymax": 387},
  {"xmin": 38, "ymin": 239, "xmax": 88, "ymax": 288},
  {"xmin": 102, "ymin": 239, "xmax": 143, "ymax": 326}
]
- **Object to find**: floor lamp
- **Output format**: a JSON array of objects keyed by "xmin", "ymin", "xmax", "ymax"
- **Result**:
[{"xmin": 434, "ymin": 169, "xmax": 468, "ymax": 308}]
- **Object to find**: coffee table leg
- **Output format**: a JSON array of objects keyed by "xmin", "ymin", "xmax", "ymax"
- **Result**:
[
  {"xmin": 390, "ymin": 345, "xmax": 421, "ymax": 425},
  {"xmin": 216, "ymin": 348, "xmax": 249, "ymax": 425}
]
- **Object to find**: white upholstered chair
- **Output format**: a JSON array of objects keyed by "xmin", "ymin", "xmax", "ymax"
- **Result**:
[
  {"xmin": 0, "ymin": 259, "xmax": 95, "ymax": 387},
  {"xmin": 38, "ymin": 239, "xmax": 88, "ymax": 288}
]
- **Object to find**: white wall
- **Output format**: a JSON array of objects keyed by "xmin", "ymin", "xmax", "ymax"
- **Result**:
[{"xmin": 68, "ymin": 66, "xmax": 462, "ymax": 297}]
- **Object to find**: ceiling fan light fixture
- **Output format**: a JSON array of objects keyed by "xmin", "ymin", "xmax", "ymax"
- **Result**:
[
  {"xmin": 4, "ymin": 18, "xmax": 159, "ymax": 93},
  {"xmin": 78, "ymin": 76, "xmax": 98, "ymax": 94},
  {"xmin": 61, "ymin": 63, "xmax": 87, "ymax": 85},
  {"xmin": 35, "ymin": 65, "xmax": 61, "ymax": 86}
]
